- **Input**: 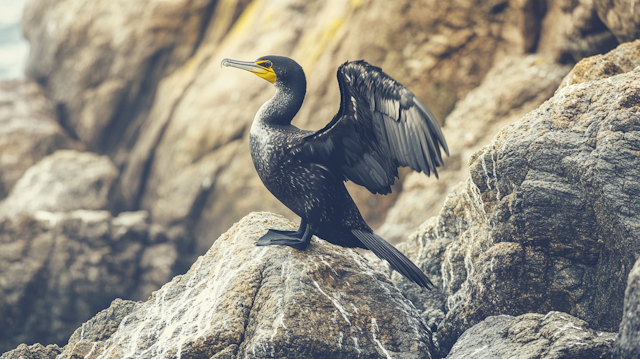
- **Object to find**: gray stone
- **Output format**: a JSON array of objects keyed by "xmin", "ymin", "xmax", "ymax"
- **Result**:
[
  {"xmin": 0, "ymin": 343, "xmax": 61, "ymax": 359},
  {"xmin": 0, "ymin": 210, "xmax": 175, "ymax": 353},
  {"xmin": 614, "ymin": 257, "xmax": 640, "ymax": 358},
  {"xmin": 447, "ymin": 312, "xmax": 616, "ymax": 359},
  {"xmin": 387, "ymin": 44, "xmax": 640, "ymax": 354},
  {"xmin": 55, "ymin": 212, "xmax": 438, "ymax": 359}
]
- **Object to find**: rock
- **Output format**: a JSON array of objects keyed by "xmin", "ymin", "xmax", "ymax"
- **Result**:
[
  {"xmin": 22, "ymin": 0, "xmax": 216, "ymax": 151},
  {"xmin": 558, "ymin": 39, "xmax": 640, "ymax": 90},
  {"xmin": 64, "ymin": 299, "xmax": 137, "ymax": 348},
  {"xmin": 51, "ymin": 212, "xmax": 438, "ymax": 359},
  {"xmin": 388, "ymin": 45, "xmax": 640, "ymax": 354},
  {"xmin": 537, "ymin": 0, "xmax": 618, "ymax": 62},
  {"xmin": 447, "ymin": 312, "xmax": 616, "ymax": 359},
  {"xmin": 594, "ymin": 0, "xmax": 640, "ymax": 43},
  {"xmin": 0, "ymin": 343, "xmax": 62, "ymax": 359},
  {"xmin": 0, "ymin": 210, "xmax": 175, "ymax": 353},
  {"xmin": 378, "ymin": 54, "xmax": 572, "ymax": 243},
  {"xmin": 0, "ymin": 150, "xmax": 118, "ymax": 215},
  {"xmin": 0, "ymin": 79, "xmax": 81, "ymax": 200},
  {"xmin": 614, "ymin": 257, "xmax": 640, "ymax": 358}
]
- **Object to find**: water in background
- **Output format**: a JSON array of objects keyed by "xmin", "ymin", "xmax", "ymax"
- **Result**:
[{"xmin": 0, "ymin": 0, "xmax": 29, "ymax": 80}]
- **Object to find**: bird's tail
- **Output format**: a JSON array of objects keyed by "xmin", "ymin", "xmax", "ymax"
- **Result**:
[{"xmin": 352, "ymin": 229, "xmax": 433, "ymax": 289}]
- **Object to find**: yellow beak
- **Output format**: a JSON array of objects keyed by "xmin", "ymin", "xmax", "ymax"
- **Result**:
[{"xmin": 221, "ymin": 58, "xmax": 276, "ymax": 84}]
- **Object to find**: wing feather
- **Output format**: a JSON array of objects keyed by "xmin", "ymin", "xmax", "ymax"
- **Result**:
[{"xmin": 300, "ymin": 60, "xmax": 449, "ymax": 194}]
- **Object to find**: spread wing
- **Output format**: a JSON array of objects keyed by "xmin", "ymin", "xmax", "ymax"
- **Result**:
[{"xmin": 301, "ymin": 60, "xmax": 449, "ymax": 194}]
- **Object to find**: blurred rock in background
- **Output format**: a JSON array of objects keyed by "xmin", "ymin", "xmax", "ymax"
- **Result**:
[{"xmin": 0, "ymin": 0, "xmax": 637, "ymax": 355}]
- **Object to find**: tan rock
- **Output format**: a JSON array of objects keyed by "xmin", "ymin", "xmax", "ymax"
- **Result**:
[
  {"xmin": 0, "ymin": 79, "xmax": 81, "ymax": 199},
  {"xmin": 0, "ymin": 150, "xmax": 118, "ymax": 214},
  {"xmin": 594, "ymin": 0, "xmax": 640, "ymax": 43},
  {"xmin": 538, "ymin": 0, "xmax": 618, "ymax": 62},
  {"xmin": 558, "ymin": 38, "xmax": 640, "ymax": 90},
  {"xmin": 21, "ymin": 0, "xmax": 215, "ymax": 150}
]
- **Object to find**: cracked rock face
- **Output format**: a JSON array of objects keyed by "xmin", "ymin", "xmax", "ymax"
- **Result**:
[
  {"xmin": 614, "ymin": 257, "xmax": 640, "ymax": 358},
  {"xmin": 447, "ymin": 312, "xmax": 616, "ymax": 359},
  {"xmin": 0, "ymin": 148, "xmax": 177, "ymax": 353},
  {"xmin": 387, "ymin": 42, "xmax": 640, "ymax": 354},
  {"xmin": 0, "ymin": 210, "xmax": 174, "ymax": 353},
  {"xmin": 51, "ymin": 212, "xmax": 437, "ymax": 359}
]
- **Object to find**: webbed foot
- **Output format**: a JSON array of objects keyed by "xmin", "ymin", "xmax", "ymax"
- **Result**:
[{"xmin": 256, "ymin": 229, "xmax": 309, "ymax": 250}]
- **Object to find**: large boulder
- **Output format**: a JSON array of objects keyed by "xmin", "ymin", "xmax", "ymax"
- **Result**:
[
  {"xmin": 382, "ymin": 43, "xmax": 640, "ymax": 354},
  {"xmin": 447, "ymin": 312, "xmax": 616, "ymax": 359},
  {"xmin": 0, "ymin": 150, "xmax": 118, "ymax": 215},
  {"xmin": 614, "ymin": 257, "xmax": 640, "ymax": 358},
  {"xmin": 0, "ymin": 79, "xmax": 80, "ymax": 200},
  {"xmin": 9, "ymin": 212, "xmax": 439, "ymax": 359}
]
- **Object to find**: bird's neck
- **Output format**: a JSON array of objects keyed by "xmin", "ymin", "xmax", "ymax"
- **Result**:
[{"xmin": 255, "ymin": 81, "xmax": 306, "ymax": 127}]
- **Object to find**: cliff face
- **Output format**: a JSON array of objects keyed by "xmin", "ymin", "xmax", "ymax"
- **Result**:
[{"xmin": 1, "ymin": 0, "xmax": 637, "ymax": 355}]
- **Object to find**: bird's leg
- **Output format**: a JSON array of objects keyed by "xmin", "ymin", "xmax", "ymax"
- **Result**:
[
  {"xmin": 256, "ymin": 218, "xmax": 313, "ymax": 250},
  {"xmin": 264, "ymin": 218, "xmax": 307, "ymax": 236}
]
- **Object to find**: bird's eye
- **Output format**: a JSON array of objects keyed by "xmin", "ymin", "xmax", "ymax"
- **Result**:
[{"xmin": 261, "ymin": 60, "xmax": 272, "ymax": 68}]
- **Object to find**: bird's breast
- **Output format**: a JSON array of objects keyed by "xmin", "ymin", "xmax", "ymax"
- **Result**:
[{"xmin": 248, "ymin": 125, "xmax": 340, "ymax": 220}]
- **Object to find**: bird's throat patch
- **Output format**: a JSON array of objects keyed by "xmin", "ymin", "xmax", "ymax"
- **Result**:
[{"xmin": 251, "ymin": 66, "xmax": 276, "ymax": 84}]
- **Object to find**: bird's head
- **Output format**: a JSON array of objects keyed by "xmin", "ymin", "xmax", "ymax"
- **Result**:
[{"xmin": 221, "ymin": 55, "xmax": 306, "ymax": 90}]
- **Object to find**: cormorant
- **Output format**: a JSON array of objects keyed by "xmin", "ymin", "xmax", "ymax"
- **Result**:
[{"xmin": 222, "ymin": 56, "xmax": 448, "ymax": 288}]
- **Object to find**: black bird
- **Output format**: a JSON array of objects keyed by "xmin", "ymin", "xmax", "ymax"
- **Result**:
[{"xmin": 222, "ymin": 56, "xmax": 448, "ymax": 288}]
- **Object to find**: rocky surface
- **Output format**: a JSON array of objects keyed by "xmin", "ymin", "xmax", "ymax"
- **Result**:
[
  {"xmin": 0, "ymin": 79, "xmax": 81, "ymax": 200},
  {"xmin": 558, "ymin": 39, "xmax": 640, "ymax": 90},
  {"xmin": 22, "ymin": 0, "xmax": 216, "ymax": 151},
  {"xmin": 594, "ymin": 0, "xmax": 640, "ymax": 44},
  {"xmin": 0, "ymin": 209, "xmax": 176, "ymax": 353},
  {"xmin": 19, "ymin": 212, "xmax": 438, "ymax": 359},
  {"xmin": 0, "ymin": 343, "xmax": 62, "ymax": 359},
  {"xmin": 537, "ymin": 0, "xmax": 618, "ymax": 63},
  {"xmin": 387, "ymin": 44, "xmax": 640, "ymax": 355},
  {"xmin": 447, "ymin": 312, "xmax": 616, "ymax": 359},
  {"xmin": 0, "ymin": 150, "xmax": 118, "ymax": 214},
  {"xmin": 0, "ymin": 0, "xmax": 636, "ymax": 356},
  {"xmin": 0, "ymin": 150, "xmax": 177, "ymax": 352},
  {"xmin": 614, "ymin": 257, "xmax": 640, "ymax": 358}
]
